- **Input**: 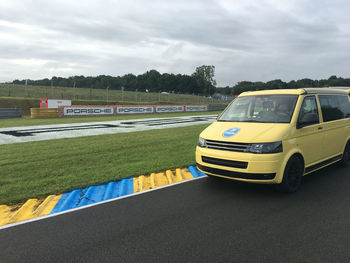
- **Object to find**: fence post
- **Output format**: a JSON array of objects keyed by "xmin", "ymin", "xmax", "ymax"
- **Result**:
[
  {"xmin": 121, "ymin": 86, "xmax": 124, "ymax": 102},
  {"xmin": 51, "ymin": 79, "xmax": 54, "ymax": 97},
  {"xmin": 73, "ymin": 82, "xmax": 76, "ymax": 100},
  {"xmin": 25, "ymin": 79, "xmax": 29, "ymax": 97}
]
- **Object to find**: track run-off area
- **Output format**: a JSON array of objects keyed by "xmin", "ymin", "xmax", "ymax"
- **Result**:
[
  {"xmin": 0, "ymin": 115, "xmax": 217, "ymax": 145},
  {"xmin": 0, "ymin": 166, "xmax": 205, "ymax": 227},
  {"xmin": 0, "ymin": 114, "xmax": 215, "ymax": 227}
]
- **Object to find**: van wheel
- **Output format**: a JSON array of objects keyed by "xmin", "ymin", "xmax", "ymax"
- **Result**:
[
  {"xmin": 339, "ymin": 142, "xmax": 350, "ymax": 167},
  {"xmin": 277, "ymin": 156, "xmax": 303, "ymax": 193}
]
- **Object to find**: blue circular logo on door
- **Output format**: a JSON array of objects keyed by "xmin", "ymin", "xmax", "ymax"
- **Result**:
[{"xmin": 222, "ymin": 128, "xmax": 240, "ymax": 138}]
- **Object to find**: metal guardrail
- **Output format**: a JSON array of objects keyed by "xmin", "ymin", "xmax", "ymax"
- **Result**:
[
  {"xmin": 0, "ymin": 108, "xmax": 22, "ymax": 118},
  {"xmin": 30, "ymin": 108, "xmax": 58, "ymax": 118}
]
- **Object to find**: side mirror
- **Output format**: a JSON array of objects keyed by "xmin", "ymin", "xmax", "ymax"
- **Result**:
[{"xmin": 297, "ymin": 113, "xmax": 319, "ymax": 129}]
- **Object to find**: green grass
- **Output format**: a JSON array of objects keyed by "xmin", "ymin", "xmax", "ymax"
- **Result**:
[
  {"xmin": 0, "ymin": 84, "xmax": 219, "ymax": 104},
  {"xmin": 0, "ymin": 97, "xmax": 40, "ymax": 116},
  {"xmin": 0, "ymin": 111, "xmax": 219, "ymax": 128},
  {"xmin": 0, "ymin": 124, "xmax": 209, "ymax": 205}
]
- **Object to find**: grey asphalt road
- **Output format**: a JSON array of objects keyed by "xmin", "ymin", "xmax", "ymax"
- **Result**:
[{"xmin": 1, "ymin": 164, "xmax": 349, "ymax": 263}]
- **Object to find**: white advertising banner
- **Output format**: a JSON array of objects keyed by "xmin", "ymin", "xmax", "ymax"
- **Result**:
[
  {"xmin": 64, "ymin": 107, "xmax": 114, "ymax": 116},
  {"xmin": 116, "ymin": 106, "xmax": 154, "ymax": 114},
  {"xmin": 47, "ymin": 99, "xmax": 71, "ymax": 108},
  {"xmin": 40, "ymin": 98, "xmax": 72, "ymax": 108},
  {"xmin": 185, "ymin": 105, "xmax": 208, "ymax": 112},
  {"xmin": 155, "ymin": 106, "xmax": 184, "ymax": 113}
]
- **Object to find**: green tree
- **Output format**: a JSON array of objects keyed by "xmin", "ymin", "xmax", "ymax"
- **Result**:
[
  {"xmin": 192, "ymin": 65, "xmax": 217, "ymax": 95},
  {"xmin": 266, "ymin": 79, "xmax": 286, "ymax": 89}
]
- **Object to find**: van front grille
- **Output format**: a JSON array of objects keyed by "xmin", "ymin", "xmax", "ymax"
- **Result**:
[
  {"xmin": 202, "ymin": 156, "xmax": 248, "ymax": 169},
  {"xmin": 205, "ymin": 139, "xmax": 250, "ymax": 152}
]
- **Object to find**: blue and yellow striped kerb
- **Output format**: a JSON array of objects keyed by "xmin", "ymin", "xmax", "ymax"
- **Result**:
[{"xmin": 0, "ymin": 166, "xmax": 205, "ymax": 227}]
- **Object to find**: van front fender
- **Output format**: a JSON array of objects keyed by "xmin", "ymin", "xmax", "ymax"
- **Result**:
[{"xmin": 276, "ymin": 149, "xmax": 305, "ymax": 184}]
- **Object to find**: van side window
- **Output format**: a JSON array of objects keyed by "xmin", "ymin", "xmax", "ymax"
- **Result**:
[
  {"xmin": 337, "ymin": 95, "xmax": 350, "ymax": 118},
  {"xmin": 298, "ymin": 96, "xmax": 319, "ymax": 125},
  {"xmin": 318, "ymin": 95, "xmax": 350, "ymax": 121}
]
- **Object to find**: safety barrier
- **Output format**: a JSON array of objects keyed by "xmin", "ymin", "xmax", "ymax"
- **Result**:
[
  {"xmin": 30, "ymin": 108, "xmax": 58, "ymax": 118},
  {"xmin": 0, "ymin": 166, "xmax": 206, "ymax": 227},
  {"xmin": 0, "ymin": 108, "xmax": 22, "ymax": 118},
  {"xmin": 58, "ymin": 105, "xmax": 209, "ymax": 117}
]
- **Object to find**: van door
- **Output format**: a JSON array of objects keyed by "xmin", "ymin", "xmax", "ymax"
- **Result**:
[{"xmin": 294, "ymin": 95, "xmax": 325, "ymax": 167}]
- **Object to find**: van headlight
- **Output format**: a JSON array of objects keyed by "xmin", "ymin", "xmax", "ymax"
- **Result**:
[
  {"xmin": 198, "ymin": 137, "xmax": 207, "ymax": 147},
  {"xmin": 248, "ymin": 141, "xmax": 283, "ymax": 154}
]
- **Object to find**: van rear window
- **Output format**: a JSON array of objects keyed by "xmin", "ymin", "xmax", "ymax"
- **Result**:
[
  {"xmin": 219, "ymin": 95, "xmax": 298, "ymax": 123},
  {"xmin": 318, "ymin": 95, "xmax": 350, "ymax": 121}
]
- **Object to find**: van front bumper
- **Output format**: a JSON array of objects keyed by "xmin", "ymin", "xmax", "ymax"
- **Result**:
[
  {"xmin": 197, "ymin": 164, "xmax": 276, "ymax": 180},
  {"xmin": 196, "ymin": 146, "xmax": 283, "ymax": 184}
]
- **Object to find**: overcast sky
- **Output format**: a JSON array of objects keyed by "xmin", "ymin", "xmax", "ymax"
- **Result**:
[{"xmin": 0, "ymin": 0, "xmax": 349, "ymax": 86}]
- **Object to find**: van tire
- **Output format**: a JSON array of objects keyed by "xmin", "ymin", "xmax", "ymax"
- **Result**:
[
  {"xmin": 277, "ymin": 156, "xmax": 303, "ymax": 193},
  {"xmin": 339, "ymin": 142, "xmax": 350, "ymax": 167}
]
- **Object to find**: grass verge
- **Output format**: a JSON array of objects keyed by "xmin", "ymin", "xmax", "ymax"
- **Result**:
[
  {"xmin": 0, "ymin": 124, "xmax": 209, "ymax": 205},
  {"xmin": 0, "ymin": 84, "xmax": 218, "ymax": 104},
  {"xmin": 0, "ymin": 111, "xmax": 219, "ymax": 128}
]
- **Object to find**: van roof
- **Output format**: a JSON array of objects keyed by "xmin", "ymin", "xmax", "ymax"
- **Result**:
[
  {"xmin": 329, "ymin": 87, "xmax": 350, "ymax": 93},
  {"xmin": 239, "ymin": 88, "xmax": 348, "ymax": 97},
  {"xmin": 327, "ymin": 86, "xmax": 350, "ymax": 90}
]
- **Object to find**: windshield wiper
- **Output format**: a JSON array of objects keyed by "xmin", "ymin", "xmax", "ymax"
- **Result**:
[{"xmin": 243, "ymin": 120, "xmax": 260, "ymax": 122}]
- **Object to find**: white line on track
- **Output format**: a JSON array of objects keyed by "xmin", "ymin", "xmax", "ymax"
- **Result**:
[
  {"xmin": 0, "ymin": 115, "xmax": 217, "ymax": 145},
  {"xmin": 0, "ymin": 175, "xmax": 207, "ymax": 231}
]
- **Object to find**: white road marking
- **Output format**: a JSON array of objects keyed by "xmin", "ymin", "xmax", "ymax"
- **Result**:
[{"xmin": 0, "ymin": 115, "xmax": 217, "ymax": 145}]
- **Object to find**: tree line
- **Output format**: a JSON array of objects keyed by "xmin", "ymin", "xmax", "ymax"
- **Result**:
[
  {"xmin": 219, "ymin": 75, "xmax": 350, "ymax": 95},
  {"xmin": 11, "ymin": 66, "xmax": 349, "ymax": 96},
  {"xmin": 12, "ymin": 66, "xmax": 216, "ymax": 96}
]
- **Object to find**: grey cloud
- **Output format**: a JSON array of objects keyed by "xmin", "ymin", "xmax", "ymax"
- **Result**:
[{"xmin": 0, "ymin": 0, "xmax": 349, "ymax": 85}]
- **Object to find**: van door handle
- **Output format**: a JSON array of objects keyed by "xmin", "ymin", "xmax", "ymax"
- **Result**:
[{"xmin": 318, "ymin": 127, "xmax": 323, "ymax": 130}]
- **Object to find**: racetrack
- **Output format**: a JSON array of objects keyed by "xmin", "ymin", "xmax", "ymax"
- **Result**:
[{"xmin": 0, "ymin": 163, "xmax": 349, "ymax": 262}]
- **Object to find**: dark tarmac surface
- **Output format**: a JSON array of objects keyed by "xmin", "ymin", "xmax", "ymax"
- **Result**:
[{"xmin": 1, "ymin": 164, "xmax": 349, "ymax": 262}]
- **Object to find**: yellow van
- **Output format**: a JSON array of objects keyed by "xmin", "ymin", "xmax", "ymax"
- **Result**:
[{"xmin": 196, "ymin": 88, "xmax": 350, "ymax": 192}]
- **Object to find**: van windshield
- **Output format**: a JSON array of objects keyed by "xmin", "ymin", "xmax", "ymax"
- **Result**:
[{"xmin": 219, "ymin": 95, "xmax": 299, "ymax": 123}]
